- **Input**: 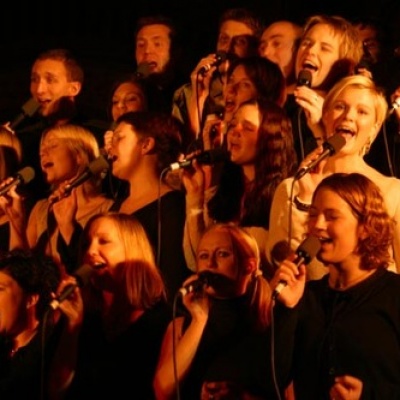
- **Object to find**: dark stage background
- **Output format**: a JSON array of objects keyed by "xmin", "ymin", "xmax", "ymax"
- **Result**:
[{"xmin": 0, "ymin": 0, "xmax": 399, "ymax": 123}]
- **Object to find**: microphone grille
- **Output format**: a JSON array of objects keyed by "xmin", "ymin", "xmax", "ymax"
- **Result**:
[
  {"xmin": 74, "ymin": 264, "xmax": 93, "ymax": 287},
  {"xmin": 18, "ymin": 166, "xmax": 35, "ymax": 184},
  {"xmin": 22, "ymin": 98, "xmax": 40, "ymax": 117},
  {"xmin": 297, "ymin": 235, "xmax": 321, "ymax": 264},
  {"xmin": 324, "ymin": 134, "xmax": 346, "ymax": 154},
  {"xmin": 136, "ymin": 62, "xmax": 151, "ymax": 79},
  {"xmin": 297, "ymin": 70, "xmax": 312, "ymax": 87},
  {"xmin": 88, "ymin": 155, "xmax": 110, "ymax": 175}
]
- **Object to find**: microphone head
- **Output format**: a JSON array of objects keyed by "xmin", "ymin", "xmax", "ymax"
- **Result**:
[
  {"xmin": 21, "ymin": 98, "xmax": 40, "ymax": 117},
  {"xmin": 74, "ymin": 263, "xmax": 94, "ymax": 287},
  {"xmin": 88, "ymin": 155, "xmax": 110, "ymax": 175},
  {"xmin": 17, "ymin": 166, "xmax": 35, "ymax": 184},
  {"xmin": 197, "ymin": 148, "xmax": 229, "ymax": 165},
  {"xmin": 135, "ymin": 62, "xmax": 151, "ymax": 79},
  {"xmin": 215, "ymin": 50, "xmax": 228, "ymax": 65},
  {"xmin": 297, "ymin": 69, "xmax": 312, "ymax": 87},
  {"xmin": 297, "ymin": 236, "xmax": 321, "ymax": 264},
  {"xmin": 323, "ymin": 134, "xmax": 346, "ymax": 155}
]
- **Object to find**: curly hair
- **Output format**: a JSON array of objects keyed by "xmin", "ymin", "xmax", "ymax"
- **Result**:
[{"xmin": 312, "ymin": 173, "xmax": 394, "ymax": 270}]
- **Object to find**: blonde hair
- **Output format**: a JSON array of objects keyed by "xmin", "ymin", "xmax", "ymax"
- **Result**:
[
  {"xmin": 199, "ymin": 223, "xmax": 272, "ymax": 331},
  {"xmin": 40, "ymin": 124, "xmax": 102, "ymax": 193},
  {"xmin": 322, "ymin": 75, "xmax": 388, "ymax": 144},
  {"xmin": 83, "ymin": 212, "xmax": 166, "ymax": 308},
  {"xmin": 0, "ymin": 127, "xmax": 22, "ymax": 162},
  {"xmin": 0, "ymin": 127, "xmax": 22, "ymax": 180}
]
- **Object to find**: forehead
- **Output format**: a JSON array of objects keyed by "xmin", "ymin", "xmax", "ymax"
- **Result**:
[
  {"xmin": 305, "ymin": 23, "xmax": 340, "ymax": 43},
  {"xmin": 89, "ymin": 217, "xmax": 118, "ymax": 234},
  {"xmin": 137, "ymin": 24, "xmax": 171, "ymax": 40},
  {"xmin": 219, "ymin": 20, "xmax": 254, "ymax": 37},
  {"xmin": 234, "ymin": 103, "xmax": 261, "ymax": 124},
  {"xmin": 32, "ymin": 58, "xmax": 68, "ymax": 76},
  {"xmin": 230, "ymin": 64, "xmax": 250, "ymax": 79},
  {"xmin": 262, "ymin": 22, "xmax": 298, "ymax": 40},
  {"xmin": 199, "ymin": 229, "xmax": 233, "ymax": 249},
  {"xmin": 113, "ymin": 82, "xmax": 142, "ymax": 95},
  {"xmin": 0, "ymin": 270, "xmax": 15, "ymax": 286},
  {"xmin": 336, "ymin": 86, "xmax": 375, "ymax": 106}
]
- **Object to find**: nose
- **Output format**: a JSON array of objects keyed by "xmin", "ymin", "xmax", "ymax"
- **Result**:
[{"xmin": 312, "ymin": 214, "xmax": 326, "ymax": 231}]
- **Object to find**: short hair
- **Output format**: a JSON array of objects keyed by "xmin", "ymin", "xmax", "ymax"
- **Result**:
[
  {"xmin": 40, "ymin": 124, "xmax": 102, "ymax": 192},
  {"xmin": 34, "ymin": 48, "xmax": 84, "ymax": 84},
  {"xmin": 218, "ymin": 8, "xmax": 263, "ymax": 39},
  {"xmin": 82, "ymin": 212, "xmax": 166, "ymax": 308},
  {"xmin": 312, "ymin": 173, "xmax": 394, "ymax": 270},
  {"xmin": 0, "ymin": 249, "xmax": 61, "ymax": 320},
  {"xmin": 115, "ymin": 111, "xmax": 183, "ymax": 174},
  {"xmin": 322, "ymin": 75, "xmax": 388, "ymax": 143}
]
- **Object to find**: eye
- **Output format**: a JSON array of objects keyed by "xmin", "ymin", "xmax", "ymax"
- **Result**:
[{"xmin": 198, "ymin": 252, "xmax": 209, "ymax": 260}]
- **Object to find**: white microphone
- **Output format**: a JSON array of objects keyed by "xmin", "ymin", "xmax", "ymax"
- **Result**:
[
  {"xmin": 388, "ymin": 97, "xmax": 400, "ymax": 115},
  {"xmin": 0, "ymin": 166, "xmax": 35, "ymax": 196},
  {"xmin": 198, "ymin": 51, "xmax": 228, "ymax": 76},
  {"xmin": 50, "ymin": 155, "xmax": 109, "ymax": 204},
  {"xmin": 168, "ymin": 148, "xmax": 228, "ymax": 171},
  {"xmin": 179, "ymin": 271, "xmax": 221, "ymax": 296},
  {"xmin": 272, "ymin": 236, "xmax": 321, "ymax": 300},
  {"xmin": 295, "ymin": 134, "xmax": 346, "ymax": 180},
  {"xmin": 49, "ymin": 264, "xmax": 95, "ymax": 310}
]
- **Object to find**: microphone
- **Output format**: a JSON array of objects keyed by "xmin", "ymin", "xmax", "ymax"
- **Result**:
[
  {"xmin": 50, "ymin": 155, "xmax": 109, "ymax": 204},
  {"xmin": 0, "ymin": 166, "xmax": 35, "ymax": 196},
  {"xmin": 272, "ymin": 235, "xmax": 321, "ymax": 300},
  {"xmin": 168, "ymin": 148, "xmax": 228, "ymax": 171},
  {"xmin": 296, "ymin": 69, "xmax": 312, "ymax": 88},
  {"xmin": 179, "ymin": 271, "xmax": 220, "ymax": 296},
  {"xmin": 49, "ymin": 264, "xmax": 94, "ymax": 310},
  {"xmin": 10, "ymin": 98, "xmax": 40, "ymax": 131},
  {"xmin": 294, "ymin": 134, "xmax": 346, "ymax": 180},
  {"xmin": 198, "ymin": 51, "xmax": 228, "ymax": 76},
  {"xmin": 135, "ymin": 62, "xmax": 151, "ymax": 79},
  {"xmin": 388, "ymin": 97, "xmax": 400, "ymax": 116}
]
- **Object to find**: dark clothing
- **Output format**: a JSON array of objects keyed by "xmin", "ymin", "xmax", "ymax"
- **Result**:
[
  {"xmin": 0, "ymin": 223, "xmax": 10, "ymax": 252},
  {"xmin": 0, "ymin": 320, "xmax": 60, "ymax": 400},
  {"xmin": 110, "ymin": 190, "xmax": 190, "ymax": 303},
  {"xmin": 180, "ymin": 296, "xmax": 291, "ymax": 399},
  {"xmin": 284, "ymin": 269, "xmax": 400, "ymax": 399},
  {"xmin": 285, "ymin": 93, "xmax": 319, "ymax": 164},
  {"xmin": 66, "ymin": 300, "xmax": 172, "ymax": 400}
]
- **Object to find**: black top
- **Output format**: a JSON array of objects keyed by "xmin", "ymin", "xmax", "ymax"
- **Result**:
[
  {"xmin": 285, "ymin": 269, "xmax": 400, "ymax": 399},
  {"xmin": 110, "ymin": 190, "xmax": 190, "ymax": 303}
]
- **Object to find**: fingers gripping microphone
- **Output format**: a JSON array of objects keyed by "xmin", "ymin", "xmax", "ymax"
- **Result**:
[
  {"xmin": 0, "ymin": 166, "xmax": 35, "ymax": 196},
  {"xmin": 10, "ymin": 98, "xmax": 40, "ymax": 130},
  {"xmin": 295, "ymin": 134, "xmax": 346, "ymax": 180},
  {"xmin": 297, "ymin": 69, "xmax": 312, "ymax": 88},
  {"xmin": 168, "ymin": 148, "xmax": 228, "ymax": 171},
  {"xmin": 49, "ymin": 264, "xmax": 93, "ymax": 310},
  {"xmin": 179, "ymin": 271, "xmax": 219, "ymax": 296},
  {"xmin": 50, "ymin": 155, "xmax": 109, "ymax": 204},
  {"xmin": 198, "ymin": 51, "xmax": 228, "ymax": 76},
  {"xmin": 272, "ymin": 235, "xmax": 321, "ymax": 300}
]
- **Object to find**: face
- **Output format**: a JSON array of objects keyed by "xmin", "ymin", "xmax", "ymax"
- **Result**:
[
  {"xmin": 111, "ymin": 82, "xmax": 146, "ymax": 122},
  {"xmin": 0, "ymin": 271, "xmax": 30, "ymax": 337},
  {"xmin": 227, "ymin": 103, "xmax": 260, "ymax": 165},
  {"xmin": 110, "ymin": 122, "xmax": 143, "ymax": 180},
  {"xmin": 308, "ymin": 188, "xmax": 362, "ymax": 267},
  {"xmin": 30, "ymin": 59, "xmax": 80, "ymax": 117},
  {"xmin": 197, "ymin": 229, "xmax": 248, "ymax": 297},
  {"xmin": 217, "ymin": 20, "xmax": 255, "ymax": 60},
  {"xmin": 135, "ymin": 24, "xmax": 172, "ymax": 74},
  {"xmin": 259, "ymin": 22, "xmax": 300, "ymax": 78},
  {"xmin": 40, "ymin": 131, "xmax": 79, "ymax": 185},
  {"xmin": 295, "ymin": 23, "xmax": 341, "ymax": 88},
  {"xmin": 354, "ymin": 24, "xmax": 380, "ymax": 64},
  {"xmin": 224, "ymin": 65, "xmax": 257, "ymax": 122},
  {"xmin": 84, "ymin": 217, "xmax": 126, "ymax": 291},
  {"xmin": 322, "ymin": 86, "xmax": 378, "ymax": 156}
]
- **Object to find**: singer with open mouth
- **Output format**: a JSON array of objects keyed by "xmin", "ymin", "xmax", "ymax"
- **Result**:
[
  {"xmin": 154, "ymin": 223, "xmax": 292, "ymax": 400},
  {"xmin": 270, "ymin": 172, "xmax": 400, "ymax": 400},
  {"xmin": 267, "ymin": 74, "xmax": 400, "ymax": 281}
]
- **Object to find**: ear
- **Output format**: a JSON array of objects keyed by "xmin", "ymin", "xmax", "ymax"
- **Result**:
[
  {"xmin": 26, "ymin": 293, "xmax": 39, "ymax": 309},
  {"xmin": 141, "ymin": 137, "xmax": 156, "ymax": 155},
  {"xmin": 358, "ymin": 224, "xmax": 368, "ymax": 240},
  {"xmin": 244, "ymin": 257, "xmax": 258, "ymax": 275},
  {"xmin": 68, "ymin": 81, "xmax": 81, "ymax": 97}
]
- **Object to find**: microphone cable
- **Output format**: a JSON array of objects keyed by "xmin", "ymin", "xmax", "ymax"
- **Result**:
[
  {"xmin": 270, "ymin": 298, "xmax": 284, "ymax": 400},
  {"xmin": 381, "ymin": 121, "xmax": 395, "ymax": 177}
]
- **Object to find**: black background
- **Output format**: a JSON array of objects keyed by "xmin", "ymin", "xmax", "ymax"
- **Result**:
[{"xmin": 0, "ymin": 0, "xmax": 399, "ymax": 123}]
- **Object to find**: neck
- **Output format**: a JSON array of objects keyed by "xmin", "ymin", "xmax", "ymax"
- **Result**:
[
  {"xmin": 329, "ymin": 266, "xmax": 375, "ymax": 290},
  {"xmin": 11, "ymin": 320, "xmax": 40, "ymax": 355},
  {"xmin": 325, "ymin": 154, "xmax": 366, "ymax": 173}
]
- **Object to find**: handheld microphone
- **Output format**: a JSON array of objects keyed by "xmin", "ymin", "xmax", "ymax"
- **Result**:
[
  {"xmin": 0, "ymin": 166, "xmax": 35, "ymax": 196},
  {"xmin": 49, "ymin": 264, "xmax": 94, "ymax": 310},
  {"xmin": 50, "ymin": 155, "xmax": 109, "ymax": 204},
  {"xmin": 295, "ymin": 134, "xmax": 346, "ymax": 180},
  {"xmin": 135, "ymin": 62, "xmax": 151, "ymax": 79},
  {"xmin": 272, "ymin": 235, "xmax": 321, "ymax": 300},
  {"xmin": 10, "ymin": 98, "xmax": 40, "ymax": 131},
  {"xmin": 179, "ymin": 271, "xmax": 220, "ymax": 296},
  {"xmin": 198, "ymin": 51, "xmax": 228, "ymax": 76},
  {"xmin": 168, "ymin": 148, "xmax": 228, "ymax": 171},
  {"xmin": 297, "ymin": 69, "xmax": 312, "ymax": 88},
  {"xmin": 388, "ymin": 97, "xmax": 400, "ymax": 116}
]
